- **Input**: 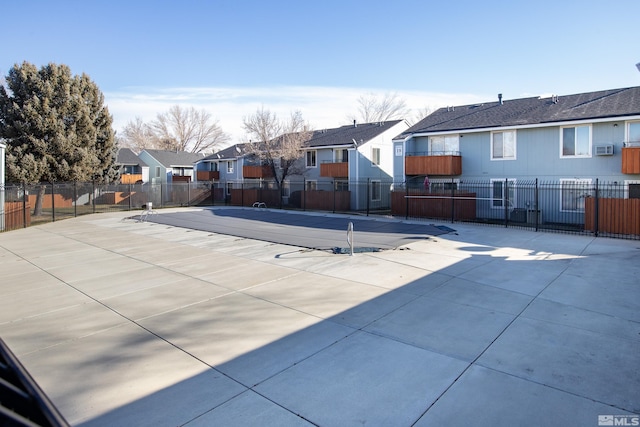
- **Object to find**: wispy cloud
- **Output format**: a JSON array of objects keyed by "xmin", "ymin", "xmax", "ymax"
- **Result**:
[{"xmin": 104, "ymin": 86, "xmax": 488, "ymax": 144}]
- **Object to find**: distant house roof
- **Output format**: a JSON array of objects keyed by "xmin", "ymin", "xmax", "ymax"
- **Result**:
[
  {"xmin": 201, "ymin": 143, "xmax": 251, "ymax": 161},
  {"xmin": 306, "ymin": 120, "xmax": 405, "ymax": 148},
  {"xmin": 395, "ymin": 86, "xmax": 640, "ymax": 140},
  {"xmin": 143, "ymin": 149, "xmax": 204, "ymax": 167},
  {"xmin": 116, "ymin": 148, "xmax": 148, "ymax": 167},
  {"xmin": 202, "ymin": 120, "xmax": 406, "ymax": 160}
]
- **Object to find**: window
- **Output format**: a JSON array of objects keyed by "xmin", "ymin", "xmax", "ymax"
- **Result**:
[
  {"xmin": 491, "ymin": 130, "xmax": 516, "ymax": 160},
  {"xmin": 227, "ymin": 161, "xmax": 233, "ymax": 173},
  {"xmin": 282, "ymin": 181, "xmax": 291, "ymax": 197},
  {"xmin": 560, "ymin": 179, "xmax": 591, "ymax": 211},
  {"xmin": 625, "ymin": 180, "xmax": 640, "ymax": 199},
  {"xmin": 334, "ymin": 149, "xmax": 348, "ymax": 163},
  {"xmin": 155, "ymin": 166, "xmax": 161, "ymax": 178},
  {"xmin": 395, "ymin": 145, "xmax": 403, "ymax": 156},
  {"xmin": 491, "ymin": 178, "xmax": 516, "ymax": 209},
  {"xmin": 371, "ymin": 148, "xmax": 381, "ymax": 166},
  {"xmin": 305, "ymin": 180, "xmax": 317, "ymax": 191},
  {"xmin": 371, "ymin": 180, "xmax": 381, "ymax": 201},
  {"xmin": 226, "ymin": 182, "xmax": 233, "ymax": 195},
  {"xmin": 429, "ymin": 179, "xmax": 459, "ymax": 193},
  {"xmin": 561, "ymin": 125, "xmax": 591, "ymax": 157},
  {"xmin": 628, "ymin": 121, "xmax": 640, "ymax": 145},
  {"xmin": 429, "ymin": 135, "xmax": 459, "ymax": 155},
  {"xmin": 335, "ymin": 180, "xmax": 349, "ymax": 191},
  {"xmin": 306, "ymin": 150, "xmax": 317, "ymax": 167}
]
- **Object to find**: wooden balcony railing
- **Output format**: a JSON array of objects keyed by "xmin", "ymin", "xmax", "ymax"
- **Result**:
[
  {"xmin": 622, "ymin": 146, "xmax": 640, "ymax": 174},
  {"xmin": 172, "ymin": 175, "xmax": 191, "ymax": 183},
  {"xmin": 196, "ymin": 171, "xmax": 220, "ymax": 181},
  {"xmin": 120, "ymin": 174, "xmax": 143, "ymax": 184},
  {"xmin": 243, "ymin": 165, "xmax": 273, "ymax": 178},
  {"xmin": 320, "ymin": 162, "xmax": 349, "ymax": 178},
  {"xmin": 405, "ymin": 154, "xmax": 462, "ymax": 176}
]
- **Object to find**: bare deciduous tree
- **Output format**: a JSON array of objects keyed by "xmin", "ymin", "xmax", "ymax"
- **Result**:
[
  {"xmin": 410, "ymin": 105, "xmax": 435, "ymax": 126},
  {"xmin": 149, "ymin": 105, "xmax": 230, "ymax": 153},
  {"xmin": 242, "ymin": 107, "xmax": 312, "ymax": 191},
  {"xmin": 349, "ymin": 92, "xmax": 410, "ymax": 123},
  {"xmin": 118, "ymin": 117, "xmax": 155, "ymax": 153}
]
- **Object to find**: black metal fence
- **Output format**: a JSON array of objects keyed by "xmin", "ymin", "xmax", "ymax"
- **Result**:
[{"xmin": 2, "ymin": 179, "xmax": 638, "ymax": 240}]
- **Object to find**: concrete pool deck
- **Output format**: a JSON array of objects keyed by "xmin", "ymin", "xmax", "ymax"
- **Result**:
[{"xmin": 0, "ymin": 208, "xmax": 638, "ymax": 426}]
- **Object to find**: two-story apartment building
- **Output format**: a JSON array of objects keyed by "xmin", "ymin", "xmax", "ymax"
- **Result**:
[
  {"xmin": 392, "ymin": 86, "xmax": 640, "ymax": 226},
  {"xmin": 302, "ymin": 120, "xmax": 409, "ymax": 209},
  {"xmin": 115, "ymin": 148, "xmax": 149, "ymax": 184},
  {"xmin": 138, "ymin": 149, "xmax": 204, "ymax": 185}
]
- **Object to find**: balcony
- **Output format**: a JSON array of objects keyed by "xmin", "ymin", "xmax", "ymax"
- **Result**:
[
  {"xmin": 243, "ymin": 165, "xmax": 273, "ymax": 179},
  {"xmin": 405, "ymin": 152, "xmax": 462, "ymax": 176},
  {"xmin": 120, "ymin": 173, "xmax": 143, "ymax": 184},
  {"xmin": 622, "ymin": 144, "xmax": 640, "ymax": 174},
  {"xmin": 196, "ymin": 171, "xmax": 220, "ymax": 181},
  {"xmin": 320, "ymin": 161, "xmax": 349, "ymax": 178}
]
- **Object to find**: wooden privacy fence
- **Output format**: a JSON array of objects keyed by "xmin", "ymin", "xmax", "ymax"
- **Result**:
[
  {"xmin": 4, "ymin": 202, "xmax": 31, "ymax": 229},
  {"xmin": 390, "ymin": 191, "xmax": 477, "ymax": 220},
  {"xmin": 585, "ymin": 197, "xmax": 640, "ymax": 236}
]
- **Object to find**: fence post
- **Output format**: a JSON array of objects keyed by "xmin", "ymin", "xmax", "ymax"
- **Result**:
[
  {"xmin": 450, "ymin": 178, "xmax": 455, "ymax": 223},
  {"xmin": 594, "ymin": 178, "xmax": 599, "ymax": 237},
  {"xmin": 73, "ymin": 181, "xmax": 77, "ymax": 217},
  {"xmin": 187, "ymin": 182, "xmax": 191, "ymax": 207},
  {"xmin": 534, "ymin": 178, "xmax": 539, "ymax": 232},
  {"xmin": 303, "ymin": 178, "xmax": 306, "ymax": 211},
  {"xmin": 92, "ymin": 181, "xmax": 96, "ymax": 213},
  {"xmin": 366, "ymin": 179, "xmax": 370, "ymax": 216},
  {"xmin": 51, "ymin": 182, "xmax": 56, "ymax": 222},
  {"xmin": 128, "ymin": 183, "xmax": 132, "ymax": 211},
  {"xmin": 504, "ymin": 178, "xmax": 509, "ymax": 227},
  {"xmin": 22, "ymin": 182, "xmax": 27, "ymax": 228},
  {"xmin": 405, "ymin": 182, "xmax": 409, "ymax": 220},
  {"xmin": 333, "ymin": 180, "xmax": 336, "ymax": 213}
]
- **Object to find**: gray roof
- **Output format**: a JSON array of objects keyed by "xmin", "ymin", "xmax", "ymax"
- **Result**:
[
  {"xmin": 143, "ymin": 149, "xmax": 204, "ymax": 167},
  {"xmin": 203, "ymin": 120, "xmax": 405, "ymax": 160},
  {"xmin": 116, "ymin": 148, "xmax": 148, "ymax": 167},
  {"xmin": 201, "ymin": 143, "xmax": 251, "ymax": 161},
  {"xmin": 395, "ymin": 86, "xmax": 640, "ymax": 140},
  {"xmin": 306, "ymin": 120, "xmax": 405, "ymax": 148}
]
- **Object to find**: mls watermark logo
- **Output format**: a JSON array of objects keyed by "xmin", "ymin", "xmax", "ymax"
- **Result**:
[{"xmin": 599, "ymin": 415, "xmax": 640, "ymax": 426}]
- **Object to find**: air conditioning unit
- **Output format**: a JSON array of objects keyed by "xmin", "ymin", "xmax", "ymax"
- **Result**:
[{"xmin": 595, "ymin": 145, "xmax": 614, "ymax": 156}]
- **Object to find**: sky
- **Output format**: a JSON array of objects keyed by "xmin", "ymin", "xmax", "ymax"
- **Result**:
[{"xmin": 3, "ymin": 0, "xmax": 640, "ymax": 145}]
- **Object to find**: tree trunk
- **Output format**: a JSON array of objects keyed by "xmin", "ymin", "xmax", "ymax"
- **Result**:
[{"xmin": 33, "ymin": 185, "xmax": 46, "ymax": 217}]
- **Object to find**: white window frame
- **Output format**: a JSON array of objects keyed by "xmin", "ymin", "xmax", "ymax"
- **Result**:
[
  {"xmin": 490, "ymin": 178, "xmax": 516, "ymax": 209},
  {"xmin": 624, "ymin": 180, "xmax": 640, "ymax": 199},
  {"xmin": 491, "ymin": 130, "xmax": 516, "ymax": 160},
  {"xmin": 627, "ymin": 121, "xmax": 640, "ymax": 146},
  {"xmin": 429, "ymin": 179, "xmax": 460, "ymax": 193},
  {"xmin": 560, "ymin": 125, "xmax": 592, "ymax": 158},
  {"xmin": 227, "ymin": 161, "xmax": 233, "ymax": 173},
  {"xmin": 371, "ymin": 147, "xmax": 381, "ymax": 166},
  {"xmin": 429, "ymin": 135, "xmax": 459, "ymax": 155},
  {"xmin": 334, "ymin": 149, "xmax": 348, "ymax": 163},
  {"xmin": 370, "ymin": 180, "xmax": 381, "ymax": 201},
  {"xmin": 306, "ymin": 150, "xmax": 317, "ymax": 168},
  {"xmin": 560, "ymin": 178, "xmax": 592, "ymax": 212},
  {"xmin": 305, "ymin": 180, "xmax": 317, "ymax": 191},
  {"xmin": 335, "ymin": 180, "xmax": 349, "ymax": 191},
  {"xmin": 226, "ymin": 182, "xmax": 233, "ymax": 195}
]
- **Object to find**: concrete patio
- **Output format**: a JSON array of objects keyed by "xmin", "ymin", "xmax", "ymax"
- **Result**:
[{"xmin": 0, "ymin": 208, "xmax": 638, "ymax": 426}]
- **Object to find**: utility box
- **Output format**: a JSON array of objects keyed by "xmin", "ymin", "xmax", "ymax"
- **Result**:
[
  {"xmin": 510, "ymin": 208, "xmax": 526, "ymax": 222},
  {"xmin": 527, "ymin": 209, "xmax": 542, "ymax": 224}
]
